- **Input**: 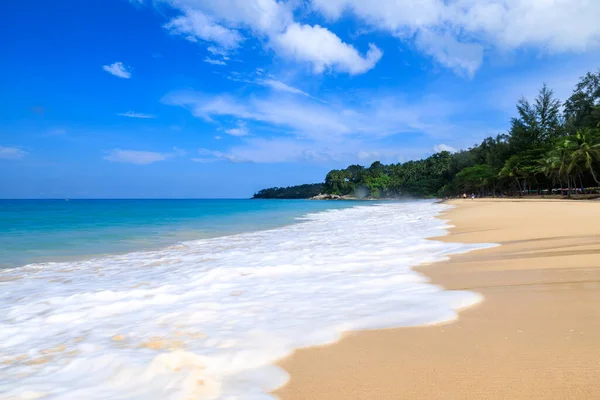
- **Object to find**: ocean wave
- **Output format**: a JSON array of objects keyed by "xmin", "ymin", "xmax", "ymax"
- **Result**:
[{"xmin": 0, "ymin": 201, "xmax": 492, "ymax": 399}]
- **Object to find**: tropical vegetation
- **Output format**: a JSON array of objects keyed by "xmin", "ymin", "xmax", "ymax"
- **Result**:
[
  {"xmin": 254, "ymin": 69, "xmax": 600, "ymax": 199},
  {"xmin": 253, "ymin": 183, "xmax": 324, "ymax": 199}
]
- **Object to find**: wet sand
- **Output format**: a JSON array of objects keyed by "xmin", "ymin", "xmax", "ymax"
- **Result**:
[{"xmin": 275, "ymin": 199, "xmax": 600, "ymax": 399}]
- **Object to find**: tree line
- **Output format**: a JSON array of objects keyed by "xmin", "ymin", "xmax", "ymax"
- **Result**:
[
  {"xmin": 253, "ymin": 183, "xmax": 324, "ymax": 199},
  {"xmin": 255, "ymin": 69, "xmax": 600, "ymax": 199}
]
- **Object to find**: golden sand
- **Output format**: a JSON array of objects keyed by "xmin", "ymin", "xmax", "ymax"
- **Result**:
[{"xmin": 275, "ymin": 199, "xmax": 600, "ymax": 400}]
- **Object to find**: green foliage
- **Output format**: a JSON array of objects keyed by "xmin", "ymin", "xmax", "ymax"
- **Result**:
[
  {"xmin": 564, "ymin": 69, "xmax": 600, "ymax": 131},
  {"xmin": 509, "ymin": 84, "xmax": 564, "ymax": 151},
  {"xmin": 564, "ymin": 127, "xmax": 600, "ymax": 185},
  {"xmin": 253, "ymin": 184, "xmax": 324, "ymax": 199},
  {"xmin": 255, "ymin": 69, "xmax": 600, "ymax": 199},
  {"xmin": 324, "ymin": 169, "xmax": 354, "ymax": 195},
  {"xmin": 365, "ymin": 174, "xmax": 391, "ymax": 198},
  {"xmin": 455, "ymin": 164, "xmax": 497, "ymax": 193}
]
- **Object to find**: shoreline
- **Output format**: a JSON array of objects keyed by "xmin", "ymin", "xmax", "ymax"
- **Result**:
[
  {"xmin": 0, "ymin": 200, "xmax": 475, "ymax": 398},
  {"xmin": 306, "ymin": 194, "xmax": 600, "ymax": 201},
  {"xmin": 274, "ymin": 198, "xmax": 600, "ymax": 399},
  {"xmin": 0, "ymin": 199, "xmax": 359, "ymax": 270}
]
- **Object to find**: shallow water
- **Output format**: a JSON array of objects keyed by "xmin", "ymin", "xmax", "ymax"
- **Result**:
[
  {"xmin": 0, "ymin": 199, "xmax": 358, "ymax": 269},
  {"xmin": 0, "ymin": 200, "xmax": 491, "ymax": 399}
]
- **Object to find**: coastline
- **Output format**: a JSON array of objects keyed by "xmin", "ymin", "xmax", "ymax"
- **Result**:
[
  {"xmin": 0, "ymin": 199, "xmax": 359, "ymax": 270},
  {"xmin": 0, "ymin": 200, "xmax": 479, "ymax": 398},
  {"xmin": 274, "ymin": 198, "xmax": 600, "ymax": 399}
]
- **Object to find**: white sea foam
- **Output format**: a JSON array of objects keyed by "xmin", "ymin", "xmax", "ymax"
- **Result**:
[{"xmin": 0, "ymin": 201, "xmax": 493, "ymax": 399}]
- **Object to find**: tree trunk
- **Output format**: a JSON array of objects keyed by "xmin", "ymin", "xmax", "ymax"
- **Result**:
[
  {"xmin": 560, "ymin": 179, "xmax": 564, "ymax": 196},
  {"xmin": 589, "ymin": 166, "xmax": 600, "ymax": 193}
]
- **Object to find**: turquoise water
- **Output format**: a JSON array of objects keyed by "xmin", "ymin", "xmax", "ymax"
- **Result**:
[
  {"xmin": 0, "ymin": 200, "xmax": 492, "ymax": 399},
  {"xmin": 0, "ymin": 199, "xmax": 360, "ymax": 269}
]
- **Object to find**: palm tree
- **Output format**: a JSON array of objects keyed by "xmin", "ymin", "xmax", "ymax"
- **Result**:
[
  {"xmin": 538, "ymin": 156, "xmax": 560, "ymax": 194},
  {"xmin": 499, "ymin": 155, "xmax": 524, "ymax": 195},
  {"xmin": 565, "ymin": 128, "xmax": 600, "ymax": 189},
  {"xmin": 548, "ymin": 142, "xmax": 573, "ymax": 195}
]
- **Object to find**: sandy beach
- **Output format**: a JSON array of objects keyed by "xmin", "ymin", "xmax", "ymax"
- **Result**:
[{"xmin": 275, "ymin": 199, "xmax": 600, "ymax": 399}]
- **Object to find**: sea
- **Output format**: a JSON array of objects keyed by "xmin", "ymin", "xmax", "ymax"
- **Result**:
[{"xmin": 0, "ymin": 199, "xmax": 491, "ymax": 399}]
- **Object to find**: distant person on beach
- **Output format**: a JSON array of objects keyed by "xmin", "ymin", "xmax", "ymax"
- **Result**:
[
  {"xmin": 471, "ymin": 193, "xmax": 475, "ymax": 200},
  {"xmin": 462, "ymin": 193, "xmax": 467, "ymax": 199}
]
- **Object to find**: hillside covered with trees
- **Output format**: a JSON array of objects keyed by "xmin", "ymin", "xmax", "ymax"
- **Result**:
[
  {"xmin": 253, "ymin": 183, "xmax": 324, "ymax": 199},
  {"xmin": 254, "ymin": 69, "xmax": 600, "ymax": 199}
]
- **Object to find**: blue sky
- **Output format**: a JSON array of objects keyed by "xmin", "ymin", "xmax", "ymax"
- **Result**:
[{"xmin": 2, "ymin": 0, "xmax": 600, "ymax": 198}]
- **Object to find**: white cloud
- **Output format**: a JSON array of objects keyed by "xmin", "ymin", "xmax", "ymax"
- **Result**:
[
  {"xmin": 204, "ymin": 57, "xmax": 227, "ymax": 65},
  {"xmin": 104, "ymin": 147, "xmax": 185, "ymax": 165},
  {"xmin": 164, "ymin": 10, "xmax": 242, "ymax": 49},
  {"xmin": 226, "ymin": 74, "xmax": 314, "ymax": 98},
  {"xmin": 160, "ymin": 0, "xmax": 293, "ymax": 51},
  {"xmin": 224, "ymin": 121, "xmax": 250, "ymax": 136},
  {"xmin": 164, "ymin": 86, "xmax": 483, "ymax": 165},
  {"xmin": 191, "ymin": 157, "xmax": 218, "ymax": 163},
  {"xmin": 455, "ymin": 0, "xmax": 600, "ymax": 52},
  {"xmin": 167, "ymin": 0, "xmax": 293, "ymax": 36},
  {"xmin": 0, "ymin": 146, "xmax": 27, "ymax": 160},
  {"xmin": 415, "ymin": 29, "xmax": 484, "ymax": 78},
  {"xmin": 194, "ymin": 148, "xmax": 246, "ymax": 163},
  {"xmin": 169, "ymin": 85, "xmax": 514, "ymax": 164},
  {"xmin": 433, "ymin": 143, "xmax": 457, "ymax": 153},
  {"xmin": 163, "ymin": 89, "xmax": 460, "ymax": 143},
  {"xmin": 274, "ymin": 23, "xmax": 382, "ymax": 75},
  {"xmin": 194, "ymin": 139, "xmax": 335, "ymax": 163},
  {"xmin": 102, "ymin": 62, "xmax": 132, "ymax": 79},
  {"xmin": 172, "ymin": 147, "xmax": 188, "ymax": 157},
  {"xmin": 117, "ymin": 111, "xmax": 156, "ymax": 119},
  {"xmin": 310, "ymin": 0, "xmax": 600, "ymax": 75},
  {"xmin": 207, "ymin": 46, "xmax": 229, "ymax": 57},
  {"xmin": 311, "ymin": 0, "xmax": 441, "ymax": 32},
  {"xmin": 152, "ymin": 0, "xmax": 382, "ymax": 75},
  {"xmin": 357, "ymin": 150, "xmax": 382, "ymax": 161},
  {"xmin": 256, "ymin": 78, "xmax": 310, "ymax": 97},
  {"xmin": 191, "ymin": 137, "xmax": 426, "ymax": 165},
  {"xmin": 164, "ymin": 91, "xmax": 351, "ymax": 139},
  {"xmin": 136, "ymin": 0, "xmax": 600, "ymax": 76},
  {"xmin": 105, "ymin": 149, "xmax": 167, "ymax": 165}
]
